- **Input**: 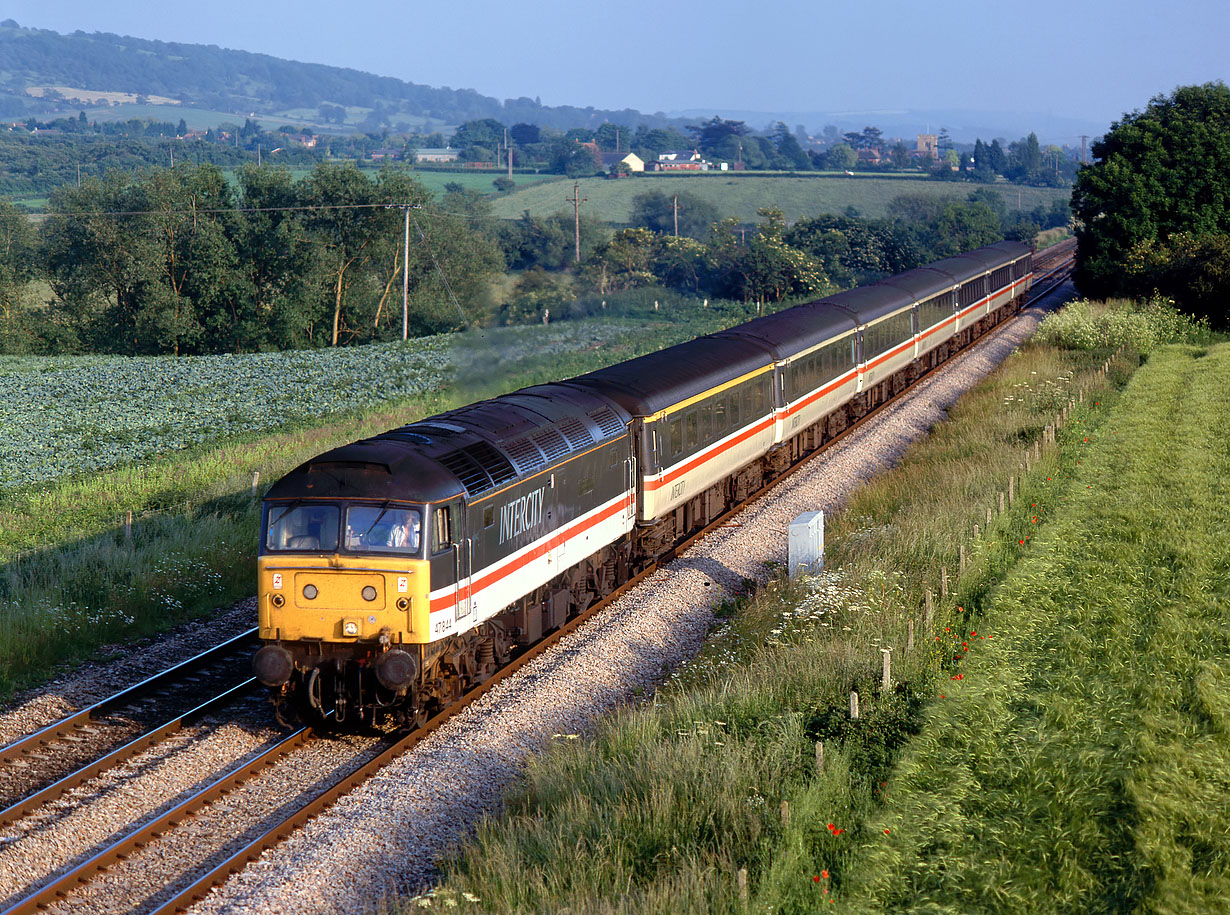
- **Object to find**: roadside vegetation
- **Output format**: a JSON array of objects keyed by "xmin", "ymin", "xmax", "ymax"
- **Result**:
[{"xmin": 401, "ymin": 299, "xmax": 1221, "ymax": 914}]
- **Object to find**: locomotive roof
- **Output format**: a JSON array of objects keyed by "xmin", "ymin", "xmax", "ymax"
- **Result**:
[
  {"xmin": 715, "ymin": 303, "xmax": 858, "ymax": 360},
  {"xmin": 264, "ymin": 383, "xmax": 630, "ymax": 504},
  {"xmin": 563, "ymin": 334, "xmax": 774, "ymax": 417}
]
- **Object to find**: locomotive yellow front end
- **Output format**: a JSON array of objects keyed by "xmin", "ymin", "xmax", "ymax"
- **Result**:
[
  {"xmin": 252, "ymin": 488, "xmax": 438, "ymax": 724},
  {"xmin": 249, "ymin": 442, "xmax": 457, "ymax": 728}
]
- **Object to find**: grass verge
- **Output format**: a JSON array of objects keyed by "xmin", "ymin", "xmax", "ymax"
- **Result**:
[
  {"xmin": 842, "ymin": 343, "xmax": 1230, "ymax": 912},
  {"xmin": 404, "ymin": 333, "xmax": 1134, "ymax": 913}
]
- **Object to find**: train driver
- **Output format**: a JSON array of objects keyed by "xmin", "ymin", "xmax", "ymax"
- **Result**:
[{"xmin": 389, "ymin": 512, "xmax": 421, "ymax": 552}]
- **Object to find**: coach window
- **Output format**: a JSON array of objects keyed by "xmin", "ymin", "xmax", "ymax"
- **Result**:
[
  {"xmin": 714, "ymin": 396, "xmax": 727, "ymax": 433},
  {"xmin": 730, "ymin": 389, "xmax": 741, "ymax": 426},
  {"xmin": 670, "ymin": 418, "xmax": 683, "ymax": 456},
  {"xmin": 686, "ymin": 411, "xmax": 698, "ymax": 448}
]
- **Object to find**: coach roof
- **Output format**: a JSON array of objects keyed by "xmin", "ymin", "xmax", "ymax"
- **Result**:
[
  {"xmin": 564, "ymin": 334, "xmax": 774, "ymax": 417},
  {"xmin": 715, "ymin": 302, "xmax": 858, "ymax": 361}
]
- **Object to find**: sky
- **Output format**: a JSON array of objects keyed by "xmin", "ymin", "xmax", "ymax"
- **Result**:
[{"xmin": 5, "ymin": 0, "xmax": 1228, "ymax": 138}]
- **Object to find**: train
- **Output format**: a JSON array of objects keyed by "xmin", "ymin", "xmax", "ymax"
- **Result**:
[{"xmin": 252, "ymin": 240, "xmax": 1033, "ymax": 726}]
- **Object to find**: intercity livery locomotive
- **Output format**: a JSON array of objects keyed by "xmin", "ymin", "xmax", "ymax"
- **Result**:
[{"xmin": 252, "ymin": 241, "xmax": 1033, "ymax": 725}]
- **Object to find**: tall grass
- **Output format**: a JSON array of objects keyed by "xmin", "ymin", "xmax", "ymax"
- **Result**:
[{"xmin": 404, "ymin": 329, "xmax": 1128, "ymax": 913}]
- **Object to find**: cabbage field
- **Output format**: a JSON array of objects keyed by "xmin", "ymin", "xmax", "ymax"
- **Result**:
[{"xmin": 0, "ymin": 337, "xmax": 453, "ymax": 489}]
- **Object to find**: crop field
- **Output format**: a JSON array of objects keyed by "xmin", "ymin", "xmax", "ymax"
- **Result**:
[
  {"xmin": 488, "ymin": 174, "xmax": 1072, "ymax": 225},
  {"xmin": 0, "ymin": 338, "xmax": 453, "ymax": 491}
]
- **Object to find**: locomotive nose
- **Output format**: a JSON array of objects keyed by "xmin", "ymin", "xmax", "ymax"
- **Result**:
[
  {"xmin": 253, "ymin": 644, "xmax": 294, "ymax": 686},
  {"xmin": 374, "ymin": 648, "xmax": 418, "ymax": 691}
]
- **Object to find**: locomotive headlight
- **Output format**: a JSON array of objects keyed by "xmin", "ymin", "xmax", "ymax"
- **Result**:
[
  {"xmin": 303, "ymin": 583, "xmax": 318, "ymax": 600},
  {"xmin": 342, "ymin": 619, "xmax": 360, "ymax": 636},
  {"xmin": 361, "ymin": 585, "xmax": 377, "ymax": 602},
  {"xmin": 396, "ymin": 597, "xmax": 410, "ymax": 611},
  {"xmin": 271, "ymin": 593, "xmax": 285, "ymax": 608}
]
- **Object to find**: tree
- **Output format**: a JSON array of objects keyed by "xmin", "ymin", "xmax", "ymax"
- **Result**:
[
  {"xmin": 1072, "ymin": 82, "xmax": 1230, "ymax": 319},
  {"xmin": 710, "ymin": 208, "xmax": 827, "ymax": 303},
  {"xmin": 772, "ymin": 122, "xmax": 811, "ymax": 169},
  {"xmin": 688, "ymin": 116, "xmax": 748, "ymax": 155},
  {"xmin": 630, "ymin": 189, "xmax": 719, "ymax": 240},
  {"xmin": 826, "ymin": 143, "xmax": 856, "ymax": 171}
]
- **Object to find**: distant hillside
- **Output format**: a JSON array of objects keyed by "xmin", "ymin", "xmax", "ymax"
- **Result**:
[{"xmin": 0, "ymin": 20, "xmax": 678, "ymax": 133}]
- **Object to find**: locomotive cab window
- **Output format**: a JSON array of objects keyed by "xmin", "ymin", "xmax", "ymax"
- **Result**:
[
  {"xmin": 265, "ymin": 503, "xmax": 339, "ymax": 552},
  {"xmin": 344, "ymin": 505, "xmax": 422, "ymax": 555}
]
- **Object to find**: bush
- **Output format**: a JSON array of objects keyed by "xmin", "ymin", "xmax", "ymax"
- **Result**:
[{"xmin": 1034, "ymin": 297, "xmax": 1212, "ymax": 351}]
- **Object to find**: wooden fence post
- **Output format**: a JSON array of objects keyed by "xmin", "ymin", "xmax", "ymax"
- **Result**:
[
  {"xmin": 815, "ymin": 741, "xmax": 824, "ymax": 774},
  {"xmin": 881, "ymin": 648, "xmax": 892, "ymax": 689},
  {"xmin": 251, "ymin": 471, "xmax": 261, "ymax": 499},
  {"xmin": 849, "ymin": 691, "xmax": 859, "ymax": 720}
]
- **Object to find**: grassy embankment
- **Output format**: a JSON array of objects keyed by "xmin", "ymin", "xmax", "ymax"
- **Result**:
[
  {"xmin": 405, "ymin": 300, "xmax": 1220, "ymax": 914},
  {"xmin": 489, "ymin": 175, "xmax": 1071, "ymax": 225},
  {"xmin": 0, "ymin": 304, "xmax": 762, "ymax": 699}
]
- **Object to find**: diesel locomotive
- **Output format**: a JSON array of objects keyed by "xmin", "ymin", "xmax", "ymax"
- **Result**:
[{"xmin": 252, "ymin": 241, "xmax": 1033, "ymax": 725}]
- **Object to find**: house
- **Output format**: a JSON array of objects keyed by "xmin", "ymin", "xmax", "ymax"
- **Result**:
[
  {"xmin": 856, "ymin": 148, "xmax": 883, "ymax": 166},
  {"xmin": 601, "ymin": 152, "xmax": 645, "ymax": 173},
  {"xmin": 657, "ymin": 149, "xmax": 703, "ymax": 162},
  {"xmin": 650, "ymin": 150, "xmax": 711, "ymax": 171},
  {"xmin": 414, "ymin": 147, "xmax": 460, "ymax": 163},
  {"xmin": 370, "ymin": 148, "xmax": 403, "ymax": 161}
]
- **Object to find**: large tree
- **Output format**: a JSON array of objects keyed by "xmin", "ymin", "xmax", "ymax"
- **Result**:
[{"xmin": 1072, "ymin": 82, "xmax": 1230, "ymax": 318}]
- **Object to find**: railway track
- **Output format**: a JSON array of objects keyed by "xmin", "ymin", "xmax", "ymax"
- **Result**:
[
  {"xmin": 0, "ymin": 244, "xmax": 1077, "ymax": 914},
  {"xmin": 0, "ymin": 629, "xmax": 260, "ymax": 822}
]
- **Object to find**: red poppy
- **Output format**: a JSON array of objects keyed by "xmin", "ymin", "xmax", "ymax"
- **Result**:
[
  {"xmin": 1019, "ymin": 539, "xmax": 1024, "ymax": 545},
  {"xmin": 884, "ymin": 828, "xmax": 891, "ymax": 834},
  {"xmin": 822, "ymin": 870, "xmax": 829, "ymax": 879},
  {"xmin": 827, "ymin": 823, "xmax": 836, "ymax": 832},
  {"xmin": 813, "ymin": 875, "xmax": 821, "ymax": 883}
]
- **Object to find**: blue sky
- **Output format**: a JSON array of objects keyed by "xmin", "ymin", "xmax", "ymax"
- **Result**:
[{"xmin": 5, "ymin": 0, "xmax": 1227, "ymax": 137}]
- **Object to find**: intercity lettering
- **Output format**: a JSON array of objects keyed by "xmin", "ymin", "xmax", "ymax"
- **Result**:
[{"xmin": 498, "ymin": 487, "xmax": 547, "ymax": 545}]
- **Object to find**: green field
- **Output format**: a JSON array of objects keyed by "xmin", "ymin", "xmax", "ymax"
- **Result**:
[
  {"xmin": 405, "ymin": 169, "xmax": 559, "ymax": 198},
  {"xmin": 489, "ymin": 173, "xmax": 1072, "ymax": 225}
]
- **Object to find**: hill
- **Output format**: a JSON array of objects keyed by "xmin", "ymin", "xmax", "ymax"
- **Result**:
[{"xmin": 0, "ymin": 20, "xmax": 680, "ymax": 134}]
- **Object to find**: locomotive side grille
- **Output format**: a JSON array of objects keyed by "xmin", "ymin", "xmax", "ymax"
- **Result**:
[
  {"xmin": 557, "ymin": 417, "xmax": 594, "ymax": 449},
  {"xmin": 588, "ymin": 406, "xmax": 625, "ymax": 438},
  {"xmin": 503, "ymin": 437, "xmax": 545, "ymax": 474},
  {"xmin": 531, "ymin": 428, "xmax": 570, "ymax": 463},
  {"xmin": 467, "ymin": 440, "xmax": 518, "ymax": 488},
  {"xmin": 437, "ymin": 450, "xmax": 491, "ymax": 495}
]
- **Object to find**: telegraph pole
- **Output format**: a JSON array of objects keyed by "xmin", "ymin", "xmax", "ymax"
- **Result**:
[
  {"xmin": 673, "ymin": 193, "xmax": 679, "ymax": 237},
  {"xmin": 567, "ymin": 182, "xmax": 587, "ymax": 264},
  {"xmin": 402, "ymin": 205, "xmax": 411, "ymax": 340},
  {"xmin": 1080, "ymin": 134, "xmax": 1089, "ymax": 165}
]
